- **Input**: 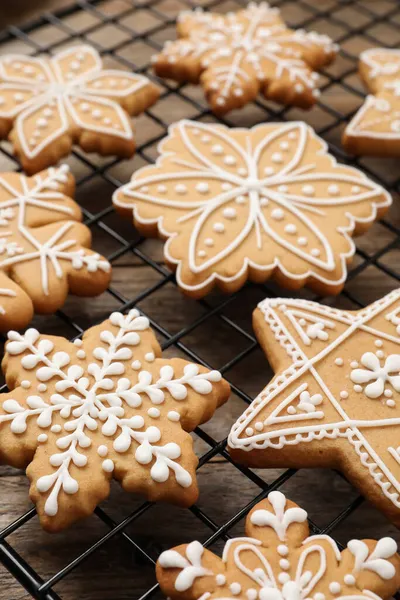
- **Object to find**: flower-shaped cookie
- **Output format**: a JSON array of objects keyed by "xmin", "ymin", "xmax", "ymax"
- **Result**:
[
  {"xmin": 0, "ymin": 164, "xmax": 110, "ymax": 331},
  {"xmin": 229, "ymin": 289, "xmax": 400, "ymax": 528},
  {"xmin": 0, "ymin": 309, "xmax": 230, "ymax": 530},
  {"xmin": 344, "ymin": 49, "xmax": 400, "ymax": 157},
  {"xmin": 0, "ymin": 45, "xmax": 160, "ymax": 174},
  {"xmin": 152, "ymin": 2, "xmax": 337, "ymax": 115},
  {"xmin": 113, "ymin": 119, "xmax": 390, "ymax": 298},
  {"xmin": 157, "ymin": 490, "xmax": 400, "ymax": 600}
]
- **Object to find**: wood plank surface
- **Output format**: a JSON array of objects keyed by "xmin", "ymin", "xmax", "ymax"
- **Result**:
[{"xmin": 0, "ymin": 1, "xmax": 400, "ymax": 599}]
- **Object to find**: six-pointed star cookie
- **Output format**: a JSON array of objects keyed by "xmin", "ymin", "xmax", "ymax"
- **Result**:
[
  {"xmin": 0, "ymin": 308, "xmax": 230, "ymax": 531},
  {"xmin": 113, "ymin": 119, "xmax": 391, "ymax": 299},
  {"xmin": 157, "ymin": 490, "xmax": 400, "ymax": 600},
  {"xmin": 229, "ymin": 289, "xmax": 400, "ymax": 528},
  {"xmin": 343, "ymin": 48, "xmax": 400, "ymax": 157},
  {"xmin": 0, "ymin": 45, "xmax": 159, "ymax": 174},
  {"xmin": 0, "ymin": 164, "xmax": 111, "ymax": 331},
  {"xmin": 152, "ymin": 2, "xmax": 337, "ymax": 115}
]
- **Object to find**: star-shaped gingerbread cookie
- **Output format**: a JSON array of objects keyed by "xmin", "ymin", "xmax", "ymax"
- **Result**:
[
  {"xmin": 113, "ymin": 119, "xmax": 390, "ymax": 299},
  {"xmin": 0, "ymin": 45, "xmax": 160, "ymax": 174},
  {"xmin": 152, "ymin": 2, "xmax": 338, "ymax": 115},
  {"xmin": 343, "ymin": 48, "xmax": 400, "ymax": 157},
  {"xmin": 229, "ymin": 290, "xmax": 400, "ymax": 528},
  {"xmin": 157, "ymin": 490, "xmax": 400, "ymax": 600},
  {"xmin": 0, "ymin": 309, "xmax": 230, "ymax": 531},
  {"xmin": 0, "ymin": 164, "xmax": 111, "ymax": 332}
]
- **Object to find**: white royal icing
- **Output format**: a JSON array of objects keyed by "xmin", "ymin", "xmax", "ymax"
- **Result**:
[
  {"xmin": 0, "ymin": 309, "xmax": 222, "ymax": 517},
  {"xmin": 228, "ymin": 290, "xmax": 400, "ymax": 513},
  {"xmin": 114, "ymin": 120, "xmax": 390, "ymax": 294}
]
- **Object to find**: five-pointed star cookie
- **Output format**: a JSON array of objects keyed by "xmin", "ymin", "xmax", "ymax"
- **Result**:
[
  {"xmin": 156, "ymin": 490, "xmax": 400, "ymax": 600},
  {"xmin": 0, "ymin": 45, "xmax": 160, "ymax": 174},
  {"xmin": 229, "ymin": 289, "xmax": 400, "ymax": 528},
  {"xmin": 0, "ymin": 164, "xmax": 111, "ymax": 331},
  {"xmin": 113, "ymin": 119, "xmax": 391, "ymax": 299},
  {"xmin": 343, "ymin": 48, "xmax": 400, "ymax": 157},
  {"xmin": 0, "ymin": 308, "xmax": 230, "ymax": 531},
  {"xmin": 152, "ymin": 2, "xmax": 338, "ymax": 115}
]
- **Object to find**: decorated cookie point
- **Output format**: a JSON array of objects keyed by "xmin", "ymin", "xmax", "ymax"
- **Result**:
[
  {"xmin": 156, "ymin": 491, "xmax": 400, "ymax": 600},
  {"xmin": 113, "ymin": 119, "xmax": 391, "ymax": 298}
]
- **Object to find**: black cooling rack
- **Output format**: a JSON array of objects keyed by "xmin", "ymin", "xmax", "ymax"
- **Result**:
[{"xmin": 0, "ymin": 0, "xmax": 400, "ymax": 598}]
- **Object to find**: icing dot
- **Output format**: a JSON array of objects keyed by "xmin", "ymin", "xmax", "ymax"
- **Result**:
[
  {"xmin": 287, "ymin": 406, "xmax": 296, "ymax": 414},
  {"xmin": 344, "ymin": 575, "xmax": 356, "ymax": 586},
  {"xmin": 80, "ymin": 102, "xmax": 90, "ymax": 112},
  {"xmin": 205, "ymin": 238, "xmax": 214, "ymax": 247},
  {"xmin": 77, "ymin": 350, "xmax": 86, "ymax": 359},
  {"xmin": 298, "ymin": 237, "xmax": 307, "ymax": 246},
  {"xmin": 329, "ymin": 583, "xmax": 341, "ymax": 595},
  {"xmin": 230, "ymin": 583, "xmax": 241, "ymax": 595},
  {"xmin": 278, "ymin": 185, "xmax": 288, "ymax": 193},
  {"xmin": 201, "ymin": 135, "xmax": 210, "ymax": 143},
  {"xmin": 196, "ymin": 182, "xmax": 209, "ymax": 194},
  {"xmin": 245, "ymin": 427, "xmax": 254, "ymax": 436},
  {"xmin": 260, "ymin": 197, "xmax": 268, "ymax": 207},
  {"xmin": 284, "ymin": 224, "xmax": 297, "ymax": 235},
  {"xmin": 21, "ymin": 380, "xmax": 31, "ymax": 389},
  {"xmin": 280, "ymin": 141, "xmax": 289, "ymax": 151},
  {"xmin": 255, "ymin": 421, "xmax": 263, "ymax": 431},
  {"xmin": 223, "ymin": 207, "xmax": 237, "ymax": 220},
  {"xmin": 314, "ymin": 595, "xmax": 325, "ymax": 600},
  {"xmin": 216, "ymin": 574, "xmax": 226, "ymax": 586},
  {"xmin": 213, "ymin": 222, "xmax": 225, "ymax": 233},
  {"xmin": 224, "ymin": 155, "xmax": 236, "ymax": 166},
  {"xmin": 167, "ymin": 410, "xmax": 180, "ymax": 422},
  {"xmin": 234, "ymin": 88, "xmax": 243, "ymax": 97},
  {"xmin": 384, "ymin": 389, "xmax": 393, "ymax": 398},
  {"xmin": 102, "ymin": 459, "xmax": 114, "ymax": 473},
  {"xmin": 340, "ymin": 391, "xmax": 349, "ymax": 399},
  {"xmin": 386, "ymin": 399, "xmax": 396, "ymax": 407},
  {"xmin": 238, "ymin": 167, "xmax": 247, "ymax": 176},
  {"xmin": 236, "ymin": 195, "xmax": 246, "ymax": 204},
  {"xmin": 271, "ymin": 152, "xmax": 283, "ymax": 164},
  {"xmin": 175, "ymin": 184, "xmax": 187, "ymax": 194},
  {"xmin": 328, "ymin": 184, "xmax": 340, "ymax": 196},
  {"xmin": 37, "ymin": 118, "xmax": 48, "ymax": 129},
  {"xmin": 92, "ymin": 109, "xmax": 102, "ymax": 119},
  {"xmin": 335, "ymin": 358, "xmax": 344, "ymax": 366},
  {"xmin": 288, "ymin": 132, "xmax": 297, "ymax": 140},
  {"xmin": 376, "ymin": 350, "xmax": 384, "ymax": 359},
  {"xmin": 43, "ymin": 108, "xmax": 53, "ymax": 118},
  {"xmin": 350, "ymin": 361, "xmax": 359, "ymax": 369},
  {"xmin": 375, "ymin": 340, "xmax": 383, "ymax": 347},
  {"xmin": 354, "ymin": 385, "xmax": 362, "ymax": 393},
  {"xmin": 98, "ymin": 445, "xmax": 108, "ymax": 457},
  {"xmin": 278, "ymin": 573, "xmax": 290, "ymax": 584},
  {"xmin": 38, "ymin": 383, "xmax": 47, "ymax": 392},
  {"xmin": 271, "ymin": 208, "xmax": 284, "ymax": 221},
  {"xmin": 73, "ymin": 339, "xmax": 83, "ymax": 346},
  {"xmin": 221, "ymin": 183, "xmax": 232, "ymax": 191},
  {"xmin": 51, "ymin": 424, "xmax": 61, "ymax": 433},
  {"xmin": 103, "ymin": 117, "xmax": 112, "ymax": 126},
  {"xmin": 302, "ymin": 185, "xmax": 315, "ymax": 196},
  {"xmin": 216, "ymin": 97, "xmax": 225, "ymax": 106},
  {"xmin": 131, "ymin": 360, "xmax": 142, "ymax": 370},
  {"xmin": 148, "ymin": 407, "xmax": 160, "ymax": 418},
  {"xmin": 211, "ymin": 144, "xmax": 224, "ymax": 155},
  {"xmin": 70, "ymin": 61, "xmax": 80, "ymax": 71},
  {"xmin": 277, "ymin": 545, "xmax": 288, "ymax": 556},
  {"xmin": 264, "ymin": 167, "xmax": 274, "ymax": 176},
  {"xmin": 352, "ymin": 186, "xmax": 361, "ymax": 194},
  {"xmin": 198, "ymin": 250, "xmax": 206, "ymax": 258},
  {"xmin": 157, "ymin": 185, "xmax": 167, "ymax": 193},
  {"xmin": 145, "ymin": 352, "xmax": 155, "ymax": 362},
  {"xmin": 295, "ymin": 83, "xmax": 304, "ymax": 93},
  {"xmin": 311, "ymin": 249, "xmax": 320, "ymax": 257},
  {"xmin": 299, "ymin": 319, "xmax": 306, "ymax": 326},
  {"xmin": 279, "ymin": 559, "xmax": 290, "ymax": 570},
  {"xmin": 247, "ymin": 590, "xmax": 258, "ymax": 600},
  {"xmin": 38, "ymin": 434, "xmax": 48, "ymax": 443}
]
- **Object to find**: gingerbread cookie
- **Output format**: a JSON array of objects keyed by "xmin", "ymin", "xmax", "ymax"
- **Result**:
[
  {"xmin": 0, "ymin": 164, "xmax": 111, "ymax": 331},
  {"xmin": 0, "ymin": 45, "xmax": 159, "ymax": 174},
  {"xmin": 229, "ymin": 290, "xmax": 400, "ymax": 528},
  {"xmin": 157, "ymin": 490, "xmax": 400, "ymax": 600},
  {"xmin": 113, "ymin": 119, "xmax": 390, "ymax": 299},
  {"xmin": 152, "ymin": 2, "xmax": 337, "ymax": 115},
  {"xmin": 0, "ymin": 309, "xmax": 230, "ymax": 531},
  {"xmin": 343, "ymin": 49, "xmax": 400, "ymax": 157}
]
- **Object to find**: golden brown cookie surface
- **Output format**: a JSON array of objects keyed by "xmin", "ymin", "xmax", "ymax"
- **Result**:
[
  {"xmin": 0, "ymin": 309, "xmax": 230, "ymax": 531},
  {"xmin": 113, "ymin": 119, "xmax": 391, "ymax": 298},
  {"xmin": 343, "ymin": 48, "xmax": 400, "ymax": 156},
  {"xmin": 0, "ymin": 45, "xmax": 159, "ymax": 173},
  {"xmin": 156, "ymin": 490, "xmax": 400, "ymax": 600},
  {"xmin": 229, "ymin": 290, "xmax": 400, "ymax": 528},
  {"xmin": 152, "ymin": 2, "xmax": 337, "ymax": 114},
  {"xmin": 0, "ymin": 165, "xmax": 111, "ymax": 330}
]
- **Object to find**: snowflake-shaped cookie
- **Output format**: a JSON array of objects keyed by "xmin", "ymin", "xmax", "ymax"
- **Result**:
[
  {"xmin": 152, "ymin": 2, "xmax": 337, "ymax": 114},
  {"xmin": 157, "ymin": 490, "xmax": 400, "ymax": 600},
  {"xmin": 113, "ymin": 119, "xmax": 390, "ymax": 298},
  {"xmin": 0, "ymin": 309, "xmax": 230, "ymax": 531},
  {"xmin": 0, "ymin": 45, "xmax": 159, "ymax": 174},
  {"xmin": 0, "ymin": 164, "xmax": 111, "ymax": 331},
  {"xmin": 344, "ymin": 49, "xmax": 400, "ymax": 157},
  {"xmin": 229, "ymin": 289, "xmax": 400, "ymax": 528}
]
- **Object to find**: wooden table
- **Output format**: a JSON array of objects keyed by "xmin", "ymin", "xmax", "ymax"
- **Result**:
[{"xmin": 0, "ymin": 1, "xmax": 399, "ymax": 599}]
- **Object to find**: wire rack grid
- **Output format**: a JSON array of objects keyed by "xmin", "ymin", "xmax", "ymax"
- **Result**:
[{"xmin": 0, "ymin": 0, "xmax": 400, "ymax": 598}]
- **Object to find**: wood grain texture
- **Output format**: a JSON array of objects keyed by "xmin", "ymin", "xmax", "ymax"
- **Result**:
[{"xmin": 0, "ymin": 0, "xmax": 400, "ymax": 599}]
